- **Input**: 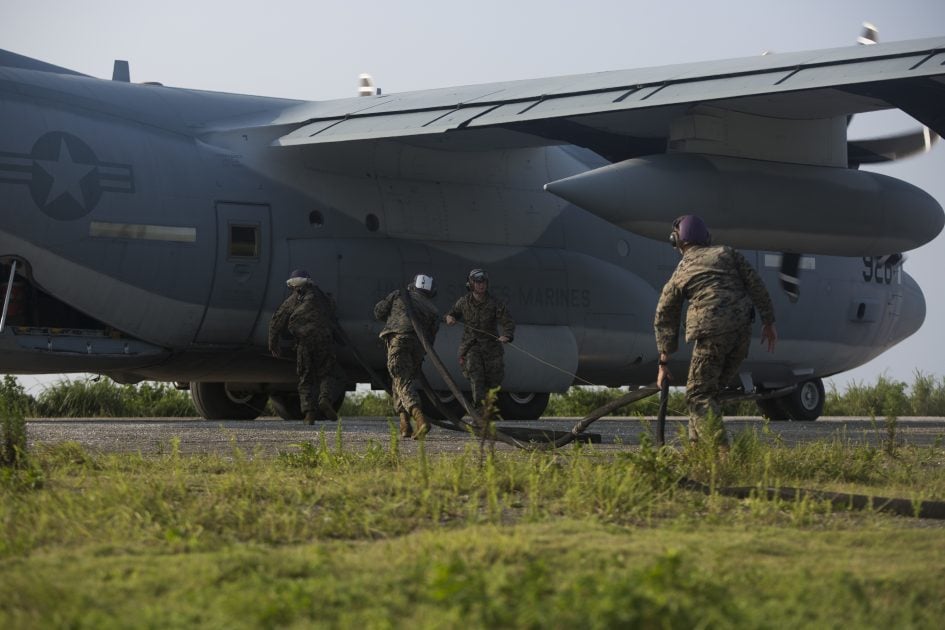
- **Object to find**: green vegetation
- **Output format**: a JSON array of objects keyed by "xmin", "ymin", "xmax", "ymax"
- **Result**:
[
  {"xmin": 339, "ymin": 389, "xmax": 396, "ymax": 417},
  {"xmin": 825, "ymin": 373, "xmax": 945, "ymax": 417},
  {"xmin": 5, "ymin": 370, "xmax": 945, "ymax": 419},
  {"xmin": 17, "ymin": 377, "xmax": 198, "ymax": 417},
  {"xmin": 0, "ymin": 375, "xmax": 29, "ymax": 467},
  {"xmin": 545, "ymin": 370, "xmax": 945, "ymax": 418},
  {"xmin": 2, "ymin": 431, "xmax": 945, "ymax": 627}
]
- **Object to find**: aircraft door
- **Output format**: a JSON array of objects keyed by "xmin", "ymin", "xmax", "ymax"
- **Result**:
[{"xmin": 194, "ymin": 202, "xmax": 272, "ymax": 345}]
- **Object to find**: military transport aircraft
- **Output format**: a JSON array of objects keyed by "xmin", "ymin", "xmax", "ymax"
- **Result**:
[{"xmin": 1, "ymin": 35, "xmax": 943, "ymax": 421}]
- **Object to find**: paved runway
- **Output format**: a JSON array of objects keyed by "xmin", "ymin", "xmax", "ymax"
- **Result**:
[{"xmin": 25, "ymin": 416, "xmax": 945, "ymax": 455}]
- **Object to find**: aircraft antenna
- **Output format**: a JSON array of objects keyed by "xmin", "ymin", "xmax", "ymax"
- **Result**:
[{"xmin": 112, "ymin": 60, "xmax": 130, "ymax": 82}]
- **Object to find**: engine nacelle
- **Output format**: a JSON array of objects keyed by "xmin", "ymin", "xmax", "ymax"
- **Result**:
[{"xmin": 544, "ymin": 153, "xmax": 944, "ymax": 256}]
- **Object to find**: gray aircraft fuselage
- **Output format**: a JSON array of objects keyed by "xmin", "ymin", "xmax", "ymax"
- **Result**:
[{"xmin": 0, "ymin": 57, "xmax": 926, "ymax": 417}]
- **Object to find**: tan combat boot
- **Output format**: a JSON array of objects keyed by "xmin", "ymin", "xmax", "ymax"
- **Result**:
[
  {"xmin": 410, "ymin": 406, "xmax": 430, "ymax": 440},
  {"xmin": 303, "ymin": 410, "xmax": 317, "ymax": 425},
  {"xmin": 398, "ymin": 411, "xmax": 413, "ymax": 438}
]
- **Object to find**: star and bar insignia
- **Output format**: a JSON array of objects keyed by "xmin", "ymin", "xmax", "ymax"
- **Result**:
[{"xmin": 0, "ymin": 131, "xmax": 134, "ymax": 220}]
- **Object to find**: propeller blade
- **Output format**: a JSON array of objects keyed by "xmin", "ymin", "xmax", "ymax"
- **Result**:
[
  {"xmin": 779, "ymin": 253, "xmax": 801, "ymax": 303},
  {"xmin": 857, "ymin": 22, "xmax": 879, "ymax": 45},
  {"xmin": 848, "ymin": 127, "xmax": 938, "ymax": 165},
  {"xmin": 358, "ymin": 73, "xmax": 379, "ymax": 97},
  {"xmin": 876, "ymin": 253, "xmax": 904, "ymax": 269}
]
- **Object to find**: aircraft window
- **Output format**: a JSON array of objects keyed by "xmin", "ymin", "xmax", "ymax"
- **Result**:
[
  {"xmin": 229, "ymin": 224, "xmax": 259, "ymax": 258},
  {"xmin": 309, "ymin": 210, "xmax": 324, "ymax": 227},
  {"xmin": 365, "ymin": 213, "xmax": 379, "ymax": 232}
]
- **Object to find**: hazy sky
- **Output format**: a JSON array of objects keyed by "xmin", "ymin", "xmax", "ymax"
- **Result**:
[{"xmin": 2, "ymin": 0, "xmax": 943, "ymax": 395}]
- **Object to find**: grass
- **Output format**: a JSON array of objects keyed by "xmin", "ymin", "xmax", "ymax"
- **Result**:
[{"xmin": 3, "ymin": 428, "xmax": 945, "ymax": 627}]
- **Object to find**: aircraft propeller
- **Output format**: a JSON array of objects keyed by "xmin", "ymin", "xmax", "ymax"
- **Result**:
[
  {"xmin": 845, "ymin": 21, "xmax": 938, "ymax": 166},
  {"xmin": 857, "ymin": 22, "xmax": 879, "ymax": 46}
]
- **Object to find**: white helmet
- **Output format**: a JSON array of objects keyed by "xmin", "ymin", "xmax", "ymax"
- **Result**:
[
  {"xmin": 286, "ymin": 268, "xmax": 312, "ymax": 288},
  {"xmin": 412, "ymin": 273, "xmax": 436, "ymax": 296}
]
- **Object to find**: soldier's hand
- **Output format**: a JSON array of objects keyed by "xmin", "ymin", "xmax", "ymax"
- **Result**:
[
  {"xmin": 657, "ymin": 365, "xmax": 672, "ymax": 389},
  {"xmin": 445, "ymin": 315, "xmax": 457, "ymax": 325},
  {"xmin": 761, "ymin": 323, "xmax": 778, "ymax": 353},
  {"xmin": 498, "ymin": 336, "xmax": 509, "ymax": 343},
  {"xmin": 459, "ymin": 355, "xmax": 465, "ymax": 367}
]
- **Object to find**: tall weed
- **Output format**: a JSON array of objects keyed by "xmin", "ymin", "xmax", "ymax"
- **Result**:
[
  {"xmin": 0, "ymin": 375, "xmax": 29, "ymax": 466},
  {"xmin": 907, "ymin": 370, "xmax": 945, "ymax": 415},
  {"xmin": 32, "ymin": 378, "xmax": 196, "ymax": 417}
]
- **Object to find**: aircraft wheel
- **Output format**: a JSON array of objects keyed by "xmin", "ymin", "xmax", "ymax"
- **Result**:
[
  {"xmin": 190, "ymin": 382, "xmax": 267, "ymax": 420},
  {"xmin": 420, "ymin": 389, "xmax": 467, "ymax": 420},
  {"xmin": 781, "ymin": 378, "xmax": 825, "ymax": 421},
  {"xmin": 497, "ymin": 391, "xmax": 550, "ymax": 420},
  {"xmin": 269, "ymin": 393, "xmax": 303, "ymax": 421},
  {"xmin": 755, "ymin": 397, "xmax": 790, "ymax": 421}
]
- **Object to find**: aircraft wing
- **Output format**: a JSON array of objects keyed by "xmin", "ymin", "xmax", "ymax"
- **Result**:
[{"xmin": 274, "ymin": 37, "xmax": 945, "ymax": 161}]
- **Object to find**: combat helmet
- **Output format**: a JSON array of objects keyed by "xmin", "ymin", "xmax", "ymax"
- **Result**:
[
  {"xmin": 466, "ymin": 268, "xmax": 489, "ymax": 290},
  {"xmin": 286, "ymin": 268, "xmax": 312, "ymax": 288},
  {"xmin": 670, "ymin": 215, "xmax": 711, "ymax": 247},
  {"xmin": 412, "ymin": 273, "xmax": 436, "ymax": 297}
]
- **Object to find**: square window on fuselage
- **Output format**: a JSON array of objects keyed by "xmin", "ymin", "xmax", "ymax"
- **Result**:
[{"xmin": 229, "ymin": 224, "xmax": 259, "ymax": 258}]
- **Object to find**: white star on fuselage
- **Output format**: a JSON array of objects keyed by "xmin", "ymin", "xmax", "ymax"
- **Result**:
[{"xmin": 34, "ymin": 138, "xmax": 95, "ymax": 207}]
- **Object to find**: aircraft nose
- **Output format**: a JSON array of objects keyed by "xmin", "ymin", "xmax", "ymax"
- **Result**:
[{"xmin": 890, "ymin": 272, "xmax": 926, "ymax": 345}]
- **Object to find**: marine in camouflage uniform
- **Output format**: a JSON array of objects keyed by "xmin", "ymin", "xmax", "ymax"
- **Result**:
[
  {"xmin": 445, "ymin": 268, "xmax": 515, "ymax": 412},
  {"xmin": 374, "ymin": 274, "xmax": 440, "ymax": 439},
  {"xmin": 654, "ymin": 216, "xmax": 777, "ymax": 446},
  {"xmin": 268, "ymin": 269, "xmax": 341, "ymax": 424}
]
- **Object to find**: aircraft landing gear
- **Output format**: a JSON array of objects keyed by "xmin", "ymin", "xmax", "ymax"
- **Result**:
[
  {"xmin": 497, "ymin": 391, "xmax": 550, "ymax": 420},
  {"xmin": 190, "ymin": 382, "xmax": 268, "ymax": 420},
  {"xmin": 420, "ymin": 389, "xmax": 468, "ymax": 420},
  {"xmin": 755, "ymin": 378, "xmax": 825, "ymax": 421}
]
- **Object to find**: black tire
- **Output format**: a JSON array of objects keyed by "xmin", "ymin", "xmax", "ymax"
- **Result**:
[
  {"xmin": 269, "ymin": 393, "xmax": 303, "ymax": 420},
  {"xmin": 420, "ymin": 389, "xmax": 467, "ymax": 420},
  {"xmin": 497, "ymin": 391, "xmax": 550, "ymax": 420},
  {"xmin": 781, "ymin": 378, "xmax": 825, "ymax": 421},
  {"xmin": 190, "ymin": 382, "xmax": 267, "ymax": 420},
  {"xmin": 755, "ymin": 397, "xmax": 791, "ymax": 421}
]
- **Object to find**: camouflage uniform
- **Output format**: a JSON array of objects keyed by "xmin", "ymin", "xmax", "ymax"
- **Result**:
[
  {"xmin": 268, "ymin": 285, "xmax": 340, "ymax": 416},
  {"xmin": 654, "ymin": 245, "xmax": 775, "ymax": 443},
  {"xmin": 374, "ymin": 287, "xmax": 440, "ymax": 414},
  {"xmin": 447, "ymin": 292, "xmax": 515, "ymax": 408}
]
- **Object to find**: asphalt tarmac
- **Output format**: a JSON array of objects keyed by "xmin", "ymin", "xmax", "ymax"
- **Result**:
[{"xmin": 25, "ymin": 416, "xmax": 945, "ymax": 456}]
